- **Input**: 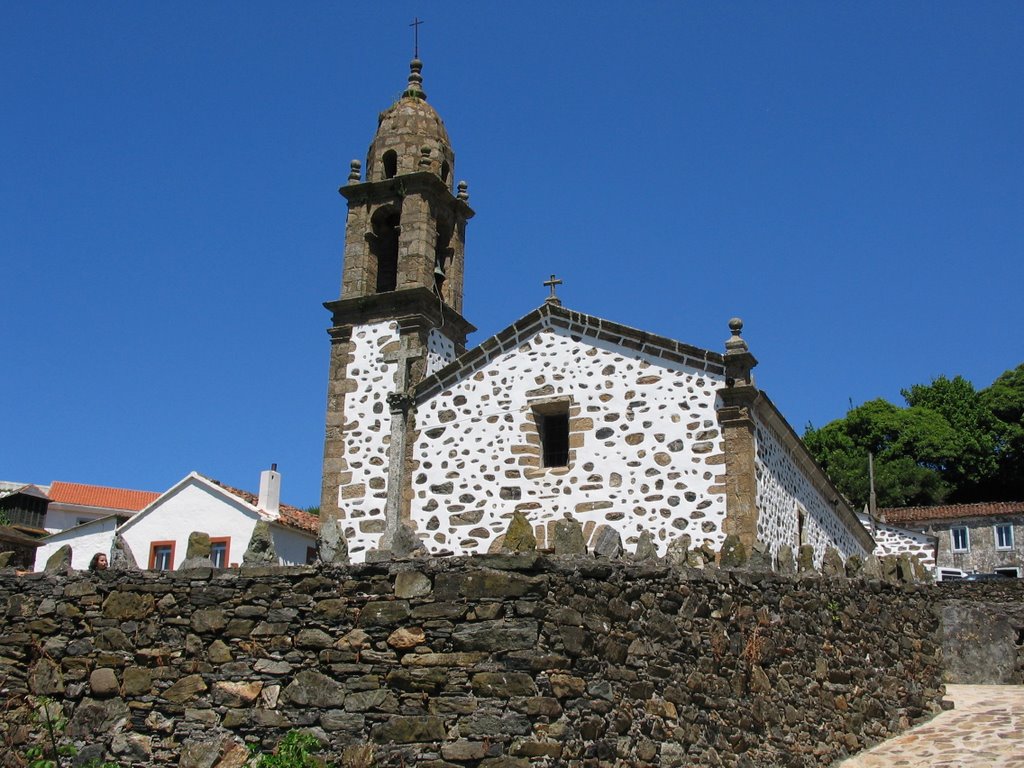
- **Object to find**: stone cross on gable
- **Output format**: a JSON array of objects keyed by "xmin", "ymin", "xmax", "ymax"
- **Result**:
[{"xmin": 544, "ymin": 274, "xmax": 563, "ymax": 306}]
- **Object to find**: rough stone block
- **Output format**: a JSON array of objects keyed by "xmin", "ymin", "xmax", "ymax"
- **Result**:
[
  {"xmin": 89, "ymin": 667, "xmax": 119, "ymax": 698},
  {"xmin": 394, "ymin": 570, "xmax": 432, "ymax": 598},
  {"xmin": 44, "ymin": 545, "xmax": 73, "ymax": 574},
  {"xmin": 370, "ymin": 715, "xmax": 445, "ymax": 744},
  {"xmin": 553, "ymin": 518, "xmax": 586, "ymax": 555},
  {"xmin": 282, "ymin": 670, "xmax": 346, "ymax": 707},
  {"xmin": 317, "ymin": 517, "xmax": 350, "ymax": 565},
  {"xmin": 591, "ymin": 525, "xmax": 623, "ymax": 559},
  {"xmin": 502, "ymin": 511, "xmax": 537, "ymax": 552}
]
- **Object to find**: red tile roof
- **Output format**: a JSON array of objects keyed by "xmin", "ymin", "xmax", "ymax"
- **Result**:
[
  {"xmin": 882, "ymin": 501, "xmax": 1024, "ymax": 525},
  {"xmin": 48, "ymin": 481, "xmax": 160, "ymax": 512},
  {"xmin": 202, "ymin": 476, "xmax": 320, "ymax": 535}
]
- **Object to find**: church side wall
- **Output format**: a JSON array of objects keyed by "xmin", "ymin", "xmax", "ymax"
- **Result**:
[
  {"xmin": 410, "ymin": 324, "xmax": 727, "ymax": 556},
  {"xmin": 753, "ymin": 412, "xmax": 868, "ymax": 564},
  {"xmin": 871, "ymin": 523, "xmax": 936, "ymax": 569},
  {"xmin": 335, "ymin": 321, "xmax": 399, "ymax": 559}
]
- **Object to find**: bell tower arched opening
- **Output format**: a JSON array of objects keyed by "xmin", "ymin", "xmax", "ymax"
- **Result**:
[
  {"xmin": 433, "ymin": 214, "xmax": 454, "ymax": 299},
  {"xmin": 369, "ymin": 206, "xmax": 401, "ymax": 293},
  {"xmin": 382, "ymin": 150, "xmax": 398, "ymax": 179}
]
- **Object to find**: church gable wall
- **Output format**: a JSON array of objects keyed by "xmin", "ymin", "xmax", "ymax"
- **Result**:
[
  {"xmin": 410, "ymin": 321, "xmax": 728, "ymax": 556},
  {"xmin": 336, "ymin": 321, "xmax": 399, "ymax": 558},
  {"xmin": 753, "ymin": 412, "xmax": 869, "ymax": 564}
]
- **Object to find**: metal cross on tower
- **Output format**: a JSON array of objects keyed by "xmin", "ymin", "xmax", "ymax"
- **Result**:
[
  {"xmin": 410, "ymin": 17, "xmax": 424, "ymax": 58},
  {"xmin": 544, "ymin": 274, "xmax": 563, "ymax": 305}
]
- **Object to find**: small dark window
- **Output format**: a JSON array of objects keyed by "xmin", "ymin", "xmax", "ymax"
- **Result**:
[
  {"xmin": 382, "ymin": 150, "xmax": 398, "ymax": 179},
  {"xmin": 440, "ymin": 159, "xmax": 450, "ymax": 184},
  {"xmin": 539, "ymin": 412, "xmax": 570, "ymax": 467}
]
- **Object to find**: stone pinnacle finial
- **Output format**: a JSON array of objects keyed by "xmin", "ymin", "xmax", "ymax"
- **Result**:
[
  {"xmin": 725, "ymin": 317, "xmax": 748, "ymax": 352},
  {"xmin": 348, "ymin": 159, "xmax": 361, "ymax": 184},
  {"xmin": 403, "ymin": 58, "xmax": 426, "ymax": 99},
  {"xmin": 457, "ymin": 180, "xmax": 469, "ymax": 201}
]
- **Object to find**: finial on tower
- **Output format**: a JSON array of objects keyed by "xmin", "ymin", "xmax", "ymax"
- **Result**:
[
  {"xmin": 403, "ymin": 18, "xmax": 426, "ymax": 99},
  {"xmin": 347, "ymin": 159, "xmax": 362, "ymax": 184},
  {"xmin": 457, "ymin": 180, "xmax": 469, "ymax": 201},
  {"xmin": 725, "ymin": 317, "xmax": 747, "ymax": 352},
  {"xmin": 723, "ymin": 317, "xmax": 757, "ymax": 388},
  {"xmin": 404, "ymin": 58, "xmax": 426, "ymax": 99}
]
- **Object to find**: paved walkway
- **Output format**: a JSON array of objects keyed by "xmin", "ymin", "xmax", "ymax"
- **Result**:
[{"xmin": 838, "ymin": 685, "xmax": 1024, "ymax": 767}]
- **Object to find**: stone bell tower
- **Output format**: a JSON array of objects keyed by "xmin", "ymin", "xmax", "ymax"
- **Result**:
[{"xmin": 320, "ymin": 59, "xmax": 475, "ymax": 555}]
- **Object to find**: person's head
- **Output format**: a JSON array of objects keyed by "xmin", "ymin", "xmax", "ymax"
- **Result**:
[{"xmin": 89, "ymin": 553, "xmax": 108, "ymax": 571}]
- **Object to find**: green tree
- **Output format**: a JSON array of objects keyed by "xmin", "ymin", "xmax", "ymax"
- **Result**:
[
  {"xmin": 981, "ymin": 364, "xmax": 1024, "ymax": 499},
  {"xmin": 901, "ymin": 375, "xmax": 998, "ymax": 498},
  {"xmin": 805, "ymin": 399, "xmax": 953, "ymax": 508},
  {"xmin": 805, "ymin": 365, "xmax": 1024, "ymax": 508}
]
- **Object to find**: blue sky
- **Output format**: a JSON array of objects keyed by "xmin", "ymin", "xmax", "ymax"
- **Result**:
[{"xmin": 3, "ymin": 2, "xmax": 1022, "ymax": 508}]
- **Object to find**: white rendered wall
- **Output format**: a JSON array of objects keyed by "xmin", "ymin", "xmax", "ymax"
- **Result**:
[
  {"xmin": 119, "ymin": 481, "xmax": 314, "ymax": 568},
  {"xmin": 44, "ymin": 505, "xmax": 112, "ymax": 535},
  {"xmin": 408, "ymin": 322, "xmax": 727, "ymax": 558},
  {"xmin": 271, "ymin": 525, "xmax": 315, "ymax": 565},
  {"xmin": 35, "ymin": 518, "xmax": 118, "ymax": 571},
  {"xmin": 120, "ymin": 482, "xmax": 258, "ymax": 569},
  {"xmin": 753, "ymin": 414, "xmax": 869, "ymax": 563},
  {"xmin": 425, "ymin": 329, "xmax": 457, "ymax": 376},
  {"xmin": 335, "ymin": 321, "xmax": 399, "ymax": 559}
]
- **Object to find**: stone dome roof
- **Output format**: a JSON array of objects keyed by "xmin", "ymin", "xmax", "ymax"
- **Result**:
[{"xmin": 364, "ymin": 59, "xmax": 455, "ymax": 188}]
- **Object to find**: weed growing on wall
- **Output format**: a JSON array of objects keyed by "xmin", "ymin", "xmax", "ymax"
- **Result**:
[
  {"xmin": 21, "ymin": 697, "xmax": 118, "ymax": 768},
  {"xmin": 248, "ymin": 731, "xmax": 331, "ymax": 768}
]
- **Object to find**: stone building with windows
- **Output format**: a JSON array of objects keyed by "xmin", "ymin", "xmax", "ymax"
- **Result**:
[
  {"xmin": 881, "ymin": 501, "xmax": 1024, "ymax": 576},
  {"xmin": 320, "ymin": 59, "xmax": 874, "ymax": 565}
]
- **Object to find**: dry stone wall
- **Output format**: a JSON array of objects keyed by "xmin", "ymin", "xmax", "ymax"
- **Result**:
[
  {"xmin": 411, "ymin": 322, "xmax": 727, "ymax": 557},
  {"xmin": 0, "ymin": 557, "xmax": 946, "ymax": 768},
  {"xmin": 753, "ymin": 414, "xmax": 867, "ymax": 565}
]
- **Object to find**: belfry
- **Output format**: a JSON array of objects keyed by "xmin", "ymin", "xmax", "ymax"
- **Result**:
[{"xmin": 320, "ymin": 58, "xmax": 475, "ymax": 546}]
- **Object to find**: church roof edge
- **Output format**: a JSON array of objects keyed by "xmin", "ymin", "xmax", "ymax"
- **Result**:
[{"xmin": 415, "ymin": 302, "xmax": 726, "ymax": 403}]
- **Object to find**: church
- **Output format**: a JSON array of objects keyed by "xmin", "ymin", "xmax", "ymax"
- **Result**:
[{"xmin": 320, "ymin": 59, "xmax": 873, "ymax": 565}]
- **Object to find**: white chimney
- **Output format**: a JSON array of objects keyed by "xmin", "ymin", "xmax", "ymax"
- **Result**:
[{"xmin": 258, "ymin": 463, "xmax": 281, "ymax": 519}]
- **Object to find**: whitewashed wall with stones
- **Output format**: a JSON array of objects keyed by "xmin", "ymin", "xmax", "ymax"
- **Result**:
[
  {"xmin": 425, "ymin": 329, "xmax": 457, "ymax": 376},
  {"xmin": 753, "ymin": 414, "xmax": 870, "ymax": 564},
  {"xmin": 409, "ymin": 322, "xmax": 728, "ymax": 557},
  {"xmin": 871, "ymin": 523, "xmax": 937, "ymax": 569},
  {"xmin": 336, "ymin": 321, "xmax": 397, "ymax": 559}
]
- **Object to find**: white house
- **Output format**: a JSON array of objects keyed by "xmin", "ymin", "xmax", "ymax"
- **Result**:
[
  {"xmin": 35, "ymin": 468, "xmax": 319, "ymax": 570},
  {"xmin": 44, "ymin": 481, "xmax": 159, "ymax": 534},
  {"xmin": 36, "ymin": 515, "xmax": 125, "ymax": 571}
]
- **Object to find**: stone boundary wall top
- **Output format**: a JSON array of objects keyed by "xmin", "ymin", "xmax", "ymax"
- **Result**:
[{"xmin": 0, "ymin": 557, "xmax": 947, "ymax": 768}]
